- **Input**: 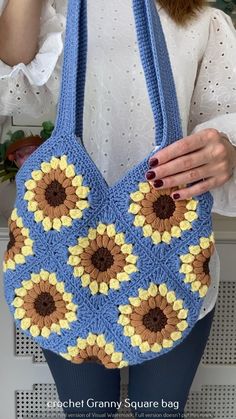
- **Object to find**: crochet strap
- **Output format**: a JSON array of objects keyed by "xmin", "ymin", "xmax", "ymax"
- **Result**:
[{"xmin": 54, "ymin": 0, "xmax": 183, "ymax": 148}]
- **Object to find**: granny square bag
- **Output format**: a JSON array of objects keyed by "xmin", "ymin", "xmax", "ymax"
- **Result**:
[{"xmin": 2, "ymin": 0, "xmax": 215, "ymax": 368}]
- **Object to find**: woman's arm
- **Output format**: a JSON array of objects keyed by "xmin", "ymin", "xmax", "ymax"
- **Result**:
[
  {"xmin": 145, "ymin": 8, "xmax": 236, "ymax": 212},
  {"xmin": 0, "ymin": 0, "xmax": 43, "ymax": 66}
]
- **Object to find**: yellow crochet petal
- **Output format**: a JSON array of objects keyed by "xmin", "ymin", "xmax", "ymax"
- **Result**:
[
  {"xmin": 50, "ymin": 157, "xmax": 60, "ymax": 169},
  {"xmin": 23, "ymin": 323, "xmax": 36, "ymax": 339},
  {"xmin": 107, "ymin": 224, "xmax": 116, "ymax": 237},
  {"xmin": 69, "ymin": 209, "xmax": 82, "ymax": 219},
  {"xmin": 151, "ymin": 343, "xmax": 162, "ymax": 353},
  {"xmin": 180, "ymin": 220, "xmax": 191, "ymax": 231},
  {"xmin": 41, "ymin": 327, "xmax": 51, "ymax": 338},
  {"xmin": 130, "ymin": 191, "xmax": 144, "ymax": 202},
  {"xmin": 41, "ymin": 162, "xmax": 51, "ymax": 173},
  {"xmin": 31, "ymin": 170, "xmax": 43, "ymax": 181},
  {"xmin": 128, "ymin": 297, "xmax": 141, "ymax": 307},
  {"xmin": 65, "ymin": 164, "xmax": 75, "ymax": 178},
  {"xmin": 68, "ymin": 346, "xmax": 79, "ymax": 357},
  {"xmin": 59, "ymin": 155, "xmax": 68, "ymax": 170},
  {"xmin": 25, "ymin": 179, "xmax": 36, "ymax": 190},
  {"xmin": 159, "ymin": 283, "xmax": 167, "ymax": 297},
  {"xmin": 61, "ymin": 216, "xmax": 72, "ymax": 227},
  {"xmin": 184, "ymin": 211, "xmax": 198, "ymax": 222},
  {"xmin": 148, "ymin": 283, "xmax": 158, "ymax": 297},
  {"xmin": 30, "ymin": 325, "xmax": 40, "ymax": 337},
  {"xmin": 114, "ymin": 233, "xmax": 125, "ymax": 245},
  {"xmin": 124, "ymin": 326, "xmax": 135, "ymax": 336},
  {"xmin": 52, "ymin": 218, "xmax": 62, "ymax": 231},
  {"xmin": 72, "ymin": 175, "xmax": 83, "ymax": 187},
  {"xmin": 118, "ymin": 315, "xmax": 130, "ymax": 326},
  {"xmin": 162, "ymin": 231, "xmax": 171, "ymax": 244},
  {"xmin": 140, "ymin": 341, "xmax": 150, "ymax": 353},
  {"xmin": 74, "ymin": 266, "xmax": 85, "ymax": 278},
  {"xmin": 199, "ymin": 285, "xmax": 208, "ymax": 298},
  {"xmin": 151, "ymin": 231, "xmax": 161, "ymax": 244},
  {"xmin": 128, "ymin": 203, "xmax": 141, "ymax": 215},
  {"xmin": 143, "ymin": 224, "xmax": 153, "ymax": 237},
  {"xmin": 97, "ymin": 335, "xmax": 106, "ymax": 348},
  {"xmin": 111, "ymin": 352, "xmax": 123, "ymax": 363},
  {"xmin": 139, "ymin": 182, "xmax": 151, "ymax": 193},
  {"xmin": 131, "ymin": 334, "xmax": 142, "ymax": 347},
  {"xmin": 118, "ymin": 305, "xmax": 132, "ymax": 314},
  {"xmin": 90, "ymin": 280, "xmax": 99, "ymax": 294},
  {"xmin": 99, "ymin": 282, "xmax": 109, "ymax": 295},
  {"xmin": 81, "ymin": 274, "xmax": 90, "ymax": 287},
  {"xmin": 109, "ymin": 278, "xmax": 120, "ymax": 290},
  {"xmin": 14, "ymin": 308, "xmax": 26, "ymax": 319},
  {"xmin": 104, "ymin": 343, "xmax": 115, "ymax": 355}
]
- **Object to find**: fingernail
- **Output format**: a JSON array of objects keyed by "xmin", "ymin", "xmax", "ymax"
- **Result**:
[
  {"xmin": 145, "ymin": 171, "xmax": 156, "ymax": 180},
  {"xmin": 149, "ymin": 158, "xmax": 159, "ymax": 168},
  {"xmin": 154, "ymin": 179, "xmax": 163, "ymax": 188},
  {"xmin": 173, "ymin": 193, "xmax": 180, "ymax": 200}
]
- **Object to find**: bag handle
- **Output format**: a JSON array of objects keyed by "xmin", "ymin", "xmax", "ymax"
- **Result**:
[{"xmin": 54, "ymin": 0, "xmax": 183, "ymax": 148}]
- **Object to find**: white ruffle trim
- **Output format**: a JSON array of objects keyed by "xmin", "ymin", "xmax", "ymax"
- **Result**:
[{"xmin": 0, "ymin": 0, "xmax": 65, "ymax": 86}]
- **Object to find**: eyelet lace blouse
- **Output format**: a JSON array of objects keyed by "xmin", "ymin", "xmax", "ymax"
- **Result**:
[{"xmin": 0, "ymin": 0, "xmax": 236, "ymax": 320}]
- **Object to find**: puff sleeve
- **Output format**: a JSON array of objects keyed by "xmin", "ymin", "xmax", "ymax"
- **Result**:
[
  {"xmin": 188, "ymin": 8, "xmax": 236, "ymax": 217},
  {"xmin": 0, "ymin": 0, "xmax": 66, "ymax": 117}
]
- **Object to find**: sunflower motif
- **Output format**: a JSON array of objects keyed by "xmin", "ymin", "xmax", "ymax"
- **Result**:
[
  {"xmin": 3, "ymin": 208, "xmax": 34, "ymax": 272},
  {"xmin": 60, "ymin": 333, "xmax": 128, "ymax": 369},
  {"xmin": 179, "ymin": 233, "xmax": 215, "ymax": 297},
  {"xmin": 68, "ymin": 223, "xmax": 138, "ymax": 295},
  {"xmin": 118, "ymin": 282, "xmax": 189, "ymax": 354},
  {"xmin": 12, "ymin": 270, "xmax": 78, "ymax": 338},
  {"xmin": 128, "ymin": 182, "xmax": 198, "ymax": 244},
  {"xmin": 24, "ymin": 155, "xmax": 90, "ymax": 231}
]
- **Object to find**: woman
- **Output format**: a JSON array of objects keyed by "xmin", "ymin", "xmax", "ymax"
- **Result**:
[{"xmin": 0, "ymin": 0, "xmax": 236, "ymax": 418}]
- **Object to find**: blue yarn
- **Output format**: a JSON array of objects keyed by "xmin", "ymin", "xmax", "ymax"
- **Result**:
[{"xmin": 2, "ymin": 0, "xmax": 214, "ymax": 367}]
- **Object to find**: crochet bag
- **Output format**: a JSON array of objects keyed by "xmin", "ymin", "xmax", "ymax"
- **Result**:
[{"xmin": 2, "ymin": 0, "xmax": 215, "ymax": 368}]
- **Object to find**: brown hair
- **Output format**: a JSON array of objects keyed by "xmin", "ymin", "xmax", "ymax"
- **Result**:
[{"xmin": 157, "ymin": 0, "xmax": 206, "ymax": 25}]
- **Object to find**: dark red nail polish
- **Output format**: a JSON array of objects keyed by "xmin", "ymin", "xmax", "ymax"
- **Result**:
[
  {"xmin": 146, "ymin": 171, "xmax": 156, "ymax": 180},
  {"xmin": 149, "ymin": 158, "xmax": 159, "ymax": 168},
  {"xmin": 173, "ymin": 193, "xmax": 180, "ymax": 200},
  {"xmin": 154, "ymin": 179, "xmax": 163, "ymax": 188}
]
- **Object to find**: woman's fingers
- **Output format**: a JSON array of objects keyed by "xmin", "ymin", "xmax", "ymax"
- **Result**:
[
  {"xmin": 146, "ymin": 149, "xmax": 210, "ymax": 181},
  {"xmin": 148, "ymin": 130, "xmax": 208, "ymax": 166},
  {"xmin": 170, "ymin": 177, "xmax": 216, "ymax": 201},
  {"xmin": 151, "ymin": 164, "xmax": 212, "ymax": 190}
]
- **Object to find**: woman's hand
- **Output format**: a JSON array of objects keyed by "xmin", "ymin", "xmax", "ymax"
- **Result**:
[
  {"xmin": 0, "ymin": 0, "xmax": 43, "ymax": 66},
  {"xmin": 145, "ymin": 128, "xmax": 236, "ymax": 200}
]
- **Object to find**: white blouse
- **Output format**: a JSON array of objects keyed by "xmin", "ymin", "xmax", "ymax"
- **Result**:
[{"xmin": 1, "ymin": 0, "xmax": 236, "ymax": 321}]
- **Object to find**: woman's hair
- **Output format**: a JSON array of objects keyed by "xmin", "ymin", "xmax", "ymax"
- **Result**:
[{"xmin": 157, "ymin": 0, "xmax": 206, "ymax": 25}]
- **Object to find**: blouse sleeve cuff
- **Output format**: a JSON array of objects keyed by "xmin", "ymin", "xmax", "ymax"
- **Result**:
[
  {"xmin": 190, "ymin": 114, "xmax": 236, "ymax": 217},
  {"xmin": 0, "ymin": 1, "xmax": 65, "ymax": 86}
]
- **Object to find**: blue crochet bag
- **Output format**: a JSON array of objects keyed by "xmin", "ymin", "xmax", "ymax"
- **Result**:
[{"xmin": 2, "ymin": 0, "xmax": 215, "ymax": 368}]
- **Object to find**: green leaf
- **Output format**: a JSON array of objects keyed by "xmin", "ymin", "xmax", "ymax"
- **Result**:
[
  {"xmin": 11, "ymin": 130, "xmax": 25, "ymax": 142},
  {"xmin": 0, "ymin": 173, "xmax": 15, "ymax": 182},
  {"xmin": 42, "ymin": 121, "xmax": 54, "ymax": 131}
]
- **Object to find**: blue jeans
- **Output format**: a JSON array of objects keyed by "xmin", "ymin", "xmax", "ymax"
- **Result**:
[{"xmin": 42, "ymin": 305, "xmax": 215, "ymax": 419}]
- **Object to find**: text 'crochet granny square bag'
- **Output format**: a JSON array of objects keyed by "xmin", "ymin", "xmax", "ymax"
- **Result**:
[{"xmin": 2, "ymin": 0, "xmax": 215, "ymax": 368}]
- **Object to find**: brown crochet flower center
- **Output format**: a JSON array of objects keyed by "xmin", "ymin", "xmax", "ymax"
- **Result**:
[
  {"xmin": 34, "ymin": 292, "xmax": 56, "ymax": 316},
  {"xmin": 142, "ymin": 307, "xmax": 168, "ymax": 332},
  {"xmin": 153, "ymin": 195, "xmax": 176, "ymax": 219},
  {"xmin": 7, "ymin": 231, "xmax": 15, "ymax": 251},
  {"xmin": 203, "ymin": 258, "xmax": 210, "ymax": 275},
  {"xmin": 91, "ymin": 247, "xmax": 114, "ymax": 271},
  {"xmin": 45, "ymin": 180, "xmax": 67, "ymax": 207}
]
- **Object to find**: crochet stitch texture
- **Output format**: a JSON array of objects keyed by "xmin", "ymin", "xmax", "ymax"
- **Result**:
[{"xmin": 2, "ymin": 0, "xmax": 215, "ymax": 368}]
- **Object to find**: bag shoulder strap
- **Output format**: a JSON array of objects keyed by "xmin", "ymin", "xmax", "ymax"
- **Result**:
[{"xmin": 54, "ymin": 0, "xmax": 183, "ymax": 148}]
